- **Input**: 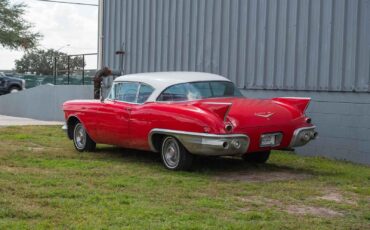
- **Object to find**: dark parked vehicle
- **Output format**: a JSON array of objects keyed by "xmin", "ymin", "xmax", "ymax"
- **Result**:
[{"xmin": 0, "ymin": 72, "xmax": 26, "ymax": 95}]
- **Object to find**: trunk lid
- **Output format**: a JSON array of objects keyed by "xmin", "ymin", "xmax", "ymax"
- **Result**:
[{"xmin": 193, "ymin": 97, "xmax": 303, "ymax": 128}]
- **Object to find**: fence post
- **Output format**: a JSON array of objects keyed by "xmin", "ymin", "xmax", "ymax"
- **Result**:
[
  {"xmin": 67, "ymin": 56, "xmax": 70, "ymax": 85},
  {"xmin": 82, "ymin": 55, "xmax": 85, "ymax": 85},
  {"xmin": 53, "ymin": 56, "xmax": 57, "ymax": 85}
]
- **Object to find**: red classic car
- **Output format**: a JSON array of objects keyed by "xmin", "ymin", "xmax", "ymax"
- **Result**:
[{"xmin": 62, "ymin": 72, "xmax": 317, "ymax": 170}]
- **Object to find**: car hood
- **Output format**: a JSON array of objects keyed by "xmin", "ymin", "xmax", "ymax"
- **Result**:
[{"xmin": 3, "ymin": 76, "xmax": 23, "ymax": 82}]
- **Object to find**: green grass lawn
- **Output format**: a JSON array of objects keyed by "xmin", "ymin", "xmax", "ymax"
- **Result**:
[{"xmin": 0, "ymin": 126, "xmax": 369, "ymax": 229}]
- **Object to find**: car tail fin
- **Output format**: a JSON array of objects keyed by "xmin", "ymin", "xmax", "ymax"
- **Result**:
[
  {"xmin": 195, "ymin": 102, "xmax": 232, "ymax": 121},
  {"xmin": 272, "ymin": 97, "xmax": 311, "ymax": 113}
]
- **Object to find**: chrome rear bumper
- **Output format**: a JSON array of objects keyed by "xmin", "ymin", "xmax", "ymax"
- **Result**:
[
  {"xmin": 149, "ymin": 129, "xmax": 249, "ymax": 156},
  {"xmin": 289, "ymin": 126, "xmax": 317, "ymax": 148}
]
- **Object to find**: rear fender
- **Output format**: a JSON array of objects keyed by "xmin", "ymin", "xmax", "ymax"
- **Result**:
[
  {"xmin": 194, "ymin": 102, "xmax": 232, "ymax": 121},
  {"xmin": 272, "ymin": 97, "xmax": 311, "ymax": 113}
]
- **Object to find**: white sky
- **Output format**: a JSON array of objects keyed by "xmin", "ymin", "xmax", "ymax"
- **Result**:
[{"xmin": 0, "ymin": 0, "xmax": 98, "ymax": 70}]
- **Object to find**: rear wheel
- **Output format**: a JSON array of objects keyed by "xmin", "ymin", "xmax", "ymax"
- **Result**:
[
  {"xmin": 161, "ymin": 136, "xmax": 193, "ymax": 171},
  {"xmin": 73, "ymin": 122, "xmax": 96, "ymax": 152},
  {"xmin": 242, "ymin": 151, "xmax": 271, "ymax": 164}
]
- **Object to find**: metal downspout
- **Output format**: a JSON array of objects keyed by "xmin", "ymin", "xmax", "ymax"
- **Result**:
[{"xmin": 97, "ymin": 0, "xmax": 104, "ymax": 69}]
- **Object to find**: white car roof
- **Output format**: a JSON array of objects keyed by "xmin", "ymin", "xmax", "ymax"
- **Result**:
[{"xmin": 114, "ymin": 72, "xmax": 231, "ymax": 102}]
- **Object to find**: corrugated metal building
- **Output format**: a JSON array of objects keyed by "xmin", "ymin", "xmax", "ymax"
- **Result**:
[{"xmin": 98, "ymin": 0, "xmax": 370, "ymax": 164}]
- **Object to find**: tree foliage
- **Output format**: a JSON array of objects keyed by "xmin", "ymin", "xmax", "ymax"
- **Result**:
[
  {"xmin": 0, "ymin": 0, "xmax": 41, "ymax": 49},
  {"xmin": 15, "ymin": 49, "xmax": 85, "ymax": 75}
]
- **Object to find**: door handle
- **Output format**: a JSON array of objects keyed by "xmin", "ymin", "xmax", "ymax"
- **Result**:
[{"xmin": 125, "ymin": 107, "xmax": 132, "ymax": 111}]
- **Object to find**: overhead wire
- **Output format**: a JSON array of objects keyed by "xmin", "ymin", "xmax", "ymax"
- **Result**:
[{"xmin": 32, "ymin": 0, "xmax": 98, "ymax": 7}]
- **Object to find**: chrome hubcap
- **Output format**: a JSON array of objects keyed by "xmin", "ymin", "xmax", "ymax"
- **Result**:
[
  {"xmin": 74, "ymin": 124, "xmax": 86, "ymax": 149},
  {"xmin": 10, "ymin": 89, "xmax": 19, "ymax": 93},
  {"xmin": 162, "ymin": 137, "xmax": 180, "ymax": 168}
]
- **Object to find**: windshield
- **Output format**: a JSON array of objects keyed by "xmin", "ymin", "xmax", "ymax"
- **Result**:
[{"xmin": 157, "ymin": 81, "xmax": 243, "ymax": 102}]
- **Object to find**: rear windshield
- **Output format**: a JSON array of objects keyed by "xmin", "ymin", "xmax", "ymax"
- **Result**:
[{"xmin": 157, "ymin": 81, "xmax": 243, "ymax": 102}]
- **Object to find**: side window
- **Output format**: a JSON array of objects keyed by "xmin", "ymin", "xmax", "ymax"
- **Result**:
[
  {"xmin": 157, "ymin": 84, "xmax": 188, "ymax": 101},
  {"xmin": 190, "ymin": 82, "xmax": 211, "ymax": 98},
  {"xmin": 137, "ymin": 84, "xmax": 154, "ymax": 103},
  {"xmin": 210, "ymin": 82, "xmax": 227, "ymax": 97},
  {"xmin": 115, "ymin": 82, "xmax": 139, "ymax": 103},
  {"xmin": 210, "ymin": 82, "xmax": 242, "ymax": 97}
]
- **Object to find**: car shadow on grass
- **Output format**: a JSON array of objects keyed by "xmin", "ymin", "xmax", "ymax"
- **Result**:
[{"xmin": 93, "ymin": 146, "xmax": 317, "ymax": 182}]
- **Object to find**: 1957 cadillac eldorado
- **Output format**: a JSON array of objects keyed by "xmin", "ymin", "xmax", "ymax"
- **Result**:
[{"xmin": 62, "ymin": 72, "xmax": 317, "ymax": 170}]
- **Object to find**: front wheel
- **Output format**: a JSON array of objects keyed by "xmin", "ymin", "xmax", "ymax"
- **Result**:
[
  {"xmin": 242, "ymin": 151, "xmax": 271, "ymax": 164},
  {"xmin": 73, "ymin": 122, "xmax": 96, "ymax": 152},
  {"xmin": 9, "ymin": 87, "xmax": 20, "ymax": 93},
  {"xmin": 161, "ymin": 136, "xmax": 193, "ymax": 171}
]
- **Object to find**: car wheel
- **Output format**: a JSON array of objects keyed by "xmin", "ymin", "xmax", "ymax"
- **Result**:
[
  {"xmin": 161, "ymin": 136, "xmax": 193, "ymax": 171},
  {"xmin": 73, "ymin": 122, "xmax": 96, "ymax": 152},
  {"xmin": 242, "ymin": 151, "xmax": 271, "ymax": 164},
  {"xmin": 10, "ymin": 87, "xmax": 20, "ymax": 93}
]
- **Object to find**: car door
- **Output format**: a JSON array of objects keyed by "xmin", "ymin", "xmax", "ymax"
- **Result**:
[{"xmin": 97, "ymin": 82, "xmax": 139, "ymax": 146}]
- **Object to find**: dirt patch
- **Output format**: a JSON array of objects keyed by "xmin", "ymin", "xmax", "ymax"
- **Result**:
[
  {"xmin": 238, "ymin": 196, "xmax": 282, "ymax": 206},
  {"xmin": 216, "ymin": 170, "xmax": 312, "ymax": 182},
  {"xmin": 27, "ymin": 147, "xmax": 46, "ymax": 152},
  {"xmin": 238, "ymin": 196, "xmax": 343, "ymax": 218},
  {"xmin": 316, "ymin": 191, "xmax": 357, "ymax": 205},
  {"xmin": 0, "ymin": 165, "xmax": 54, "ymax": 175},
  {"xmin": 286, "ymin": 205, "xmax": 343, "ymax": 217}
]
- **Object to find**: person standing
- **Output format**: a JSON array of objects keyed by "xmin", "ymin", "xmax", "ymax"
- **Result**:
[{"xmin": 93, "ymin": 67, "xmax": 112, "ymax": 99}]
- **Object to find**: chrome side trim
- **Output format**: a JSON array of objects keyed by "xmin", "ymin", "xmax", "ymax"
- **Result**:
[
  {"xmin": 289, "ymin": 126, "xmax": 317, "ymax": 148},
  {"xmin": 148, "ymin": 128, "xmax": 250, "ymax": 156}
]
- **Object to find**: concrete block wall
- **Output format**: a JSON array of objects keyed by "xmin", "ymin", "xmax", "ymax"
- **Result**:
[{"xmin": 0, "ymin": 85, "xmax": 93, "ymax": 121}]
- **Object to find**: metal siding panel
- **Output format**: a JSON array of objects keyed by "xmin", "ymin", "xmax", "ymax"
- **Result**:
[
  {"xmin": 175, "ymin": 0, "xmax": 184, "ymax": 70},
  {"xmin": 168, "ymin": 0, "xmax": 176, "ymax": 70},
  {"xmin": 330, "ymin": 0, "xmax": 346, "ymax": 91},
  {"xmin": 343, "ymin": 0, "xmax": 359, "ymax": 91},
  {"xmin": 182, "ymin": 0, "xmax": 191, "ymax": 71},
  {"xmin": 142, "ymin": 0, "xmax": 150, "ymax": 72},
  {"xmin": 265, "ymin": 0, "xmax": 278, "ymax": 89},
  {"xmin": 102, "ymin": 0, "xmax": 370, "ymax": 93},
  {"xmin": 237, "ymin": 0, "xmax": 248, "ymax": 88},
  {"xmin": 246, "ymin": 0, "xmax": 258, "ymax": 88},
  {"xmin": 161, "ymin": 0, "xmax": 170, "ymax": 70},
  {"xmin": 196, "ymin": 0, "xmax": 205, "ymax": 72},
  {"xmin": 255, "ymin": 0, "xmax": 267, "ymax": 87},
  {"xmin": 149, "ymin": 0, "xmax": 156, "ymax": 72},
  {"xmin": 189, "ymin": 0, "xmax": 198, "ymax": 71},
  {"xmin": 318, "ymin": 0, "xmax": 333, "ymax": 91},
  {"xmin": 307, "ymin": 0, "xmax": 321, "ymax": 90},
  {"xmin": 275, "ymin": 0, "xmax": 288, "ymax": 89},
  {"xmin": 203, "ymin": 0, "xmax": 213, "ymax": 72},
  {"xmin": 130, "ymin": 0, "xmax": 138, "ymax": 73},
  {"xmin": 285, "ymin": 0, "xmax": 298, "ymax": 89},
  {"xmin": 296, "ymin": 0, "xmax": 309, "ymax": 90},
  {"xmin": 211, "ymin": 0, "xmax": 222, "ymax": 74},
  {"xmin": 356, "ymin": 0, "xmax": 370, "ymax": 91},
  {"xmin": 219, "ymin": 0, "xmax": 230, "ymax": 77},
  {"xmin": 228, "ymin": 0, "xmax": 239, "ymax": 83},
  {"xmin": 155, "ymin": 0, "xmax": 163, "ymax": 71}
]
